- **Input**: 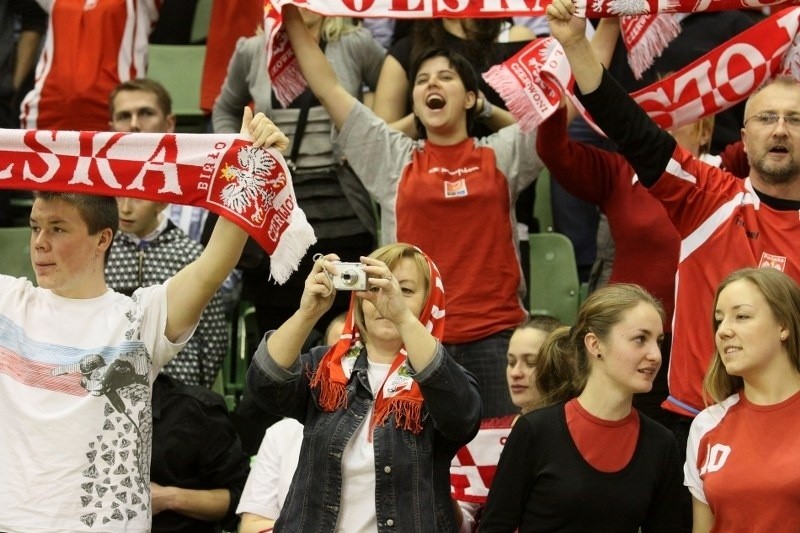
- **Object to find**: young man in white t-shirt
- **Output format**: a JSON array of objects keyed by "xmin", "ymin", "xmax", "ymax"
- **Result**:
[{"xmin": 0, "ymin": 109, "xmax": 287, "ymax": 533}]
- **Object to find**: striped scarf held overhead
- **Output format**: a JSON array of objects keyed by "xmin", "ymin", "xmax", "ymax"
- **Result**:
[
  {"xmin": 0, "ymin": 129, "xmax": 316, "ymax": 284},
  {"xmin": 483, "ymin": 7, "xmax": 800, "ymax": 134},
  {"xmin": 265, "ymin": 0, "xmax": 800, "ymax": 106},
  {"xmin": 572, "ymin": 1, "xmax": 797, "ymax": 80}
]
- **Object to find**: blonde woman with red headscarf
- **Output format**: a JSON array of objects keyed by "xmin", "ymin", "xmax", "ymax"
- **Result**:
[{"xmin": 246, "ymin": 243, "xmax": 481, "ymax": 532}]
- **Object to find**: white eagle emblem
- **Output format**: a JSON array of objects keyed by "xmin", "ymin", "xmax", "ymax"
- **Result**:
[{"xmin": 218, "ymin": 146, "xmax": 281, "ymax": 224}]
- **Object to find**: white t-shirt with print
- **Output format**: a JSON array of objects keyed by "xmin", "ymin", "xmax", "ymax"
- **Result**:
[{"xmin": 0, "ymin": 275, "xmax": 186, "ymax": 533}]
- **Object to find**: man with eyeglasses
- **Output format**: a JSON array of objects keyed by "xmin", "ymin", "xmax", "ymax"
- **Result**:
[
  {"xmin": 546, "ymin": 3, "xmax": 800, "ymax": 529},
  {"xmin": 745, "ymin": 112, "xmax": 800, "ymax": 127}
]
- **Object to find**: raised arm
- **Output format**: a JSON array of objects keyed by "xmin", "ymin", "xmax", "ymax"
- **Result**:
[
  {"xmin": 373, "ymin": 55, "xmax": 410, "ymax": 125},
  {"xmin": 563, "ymin": 16, "xmax": 620, "ymax": 123},
  {"xmin": 592, "ymin": 18, "xmax": 620, "ymax": 70},
  {"xmin": 548, "ymin": 0, "xmax": 675, "ymax": 186},
  {"xmin": 165, "ymin": 108, "xmax": 289, "ymax": 342},
  {"xmin": 357, "ymin": 256, "xmax": 438, "ymax": 370},
  {"xmin": 213, "ymin": 37, "xmax": 261, "ymax": 134},
  {"xmin": 282, "ymin": 5, "xmax": 356, "ymax": 130},
  {"xmin": 537, "ymin": 102, "xmax": 626, "ymax": 206},
  {"xmin": 271, "ymin": 253, "xmax": 438, "ymax": 371},
  {"xmin": 546, "ymin": 0, "xmax": 602, "ymax": 94}
]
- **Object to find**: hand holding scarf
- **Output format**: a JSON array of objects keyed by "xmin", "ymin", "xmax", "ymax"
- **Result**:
[
  {"xmin": 0, "ymin": 110, "xmax": 316, "ymax": 284},
  {"xmin": 483, "ymin": 8, "xmax": 800, "ymax": 134},
  {"xmin": 265, "ymin": 0, "xmax": 800, "ymax": 106}
]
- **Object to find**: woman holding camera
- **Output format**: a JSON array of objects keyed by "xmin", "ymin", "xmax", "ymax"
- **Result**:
[
  {"xmin": 213, "ymin": 9, "xmax": 386, "ymax": 337},
  {"xmin": 281, "ymin": 5, "xmax": 543, "ymax": 418},
  {"xmin": 246, "ymin": 243, "xmax": 481, "ymax": 532}
]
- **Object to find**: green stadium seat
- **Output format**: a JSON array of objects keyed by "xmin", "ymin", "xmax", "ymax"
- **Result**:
[
  {"xmin": 534, "ymin": 167, "xmax": 554, "ymax": 233},
  {"xmin": 529, "ymin": 232, "xmax": 580, "ymax": 326},
  {"xmin": 146, "ymin": 44, "xmax": 207, "ymax": 132},
  {"xmin": 0, "ymin": 227, "xmax": 36, "ymax": 283}
]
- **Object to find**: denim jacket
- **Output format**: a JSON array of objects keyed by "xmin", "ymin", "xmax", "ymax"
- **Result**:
[{"xmin": 247, "ymin": 333, "xmax": 482, "ymax": 532}]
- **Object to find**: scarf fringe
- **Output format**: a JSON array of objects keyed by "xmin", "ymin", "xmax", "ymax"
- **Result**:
[
  {"xmin": 269, "ymin": 206, "xmax": 317, "ymax": 284},
  {"xmin": 272, "ymin": 59, "xmax": 308, "ymax": 109},
  {"xmin": 482, "ymin": 64, "xmax": 543, "ymax": 134},
  {"xmin": 373, "ymin": 397, "xmax": 424, "ymax": 435},
  {"xmin": 310, "ymin": 365, "xmax": 350, "ymax": 412},
  {"xmin": 627, "ymin": 14, "xmax": 682, "ymax": 80}
]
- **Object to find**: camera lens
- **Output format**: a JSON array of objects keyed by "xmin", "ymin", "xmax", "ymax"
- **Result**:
[{"xmin": 341, "ymin": 270, "xmax": 357, "ymax": 285}]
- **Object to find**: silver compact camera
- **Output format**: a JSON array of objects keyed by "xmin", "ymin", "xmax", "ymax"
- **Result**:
[{"xmin": 331, "ymin": 262, "xmax": 368, "ymax": 291}]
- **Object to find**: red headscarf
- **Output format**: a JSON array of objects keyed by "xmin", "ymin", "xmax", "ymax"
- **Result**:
[{"xmin": 309, "ymin": 246, "xmax": 446, "ymax": 435}]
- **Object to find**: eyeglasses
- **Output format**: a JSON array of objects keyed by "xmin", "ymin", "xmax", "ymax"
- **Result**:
[{"xmin": 744, "ymin": 112, "xmax": 800, "ymax": 129}]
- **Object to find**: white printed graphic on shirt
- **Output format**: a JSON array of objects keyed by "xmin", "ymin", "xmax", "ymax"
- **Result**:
[{"xmin": 699, "ymin": 443, "xmax": 732, "ymax": 476}]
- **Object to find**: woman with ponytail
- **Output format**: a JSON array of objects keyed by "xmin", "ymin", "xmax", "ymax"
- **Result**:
[{"xmin": 481, "ymin": 284, "xmax": 682, "ymax": 532}]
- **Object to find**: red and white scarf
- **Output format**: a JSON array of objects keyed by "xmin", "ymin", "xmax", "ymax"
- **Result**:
[
  {"xmin": 265, "ymin": 0, "xmax": 799, "ymax": 106},
  {"xmin": 309, "ymin": 247, "xmax": 446, "ymax": 435},
  {"xmin": 0, "ymin": 129, "xmax": 316, "ymax": 284},
  {"xmin": 575, "ymin": 2, "xmax": 797, "ymax": 79},
  {"xmin": 484, "ymin": 7, "xmax": 800, "ymax": 134},
  {"xmin": 620, "ymin": 15, "xmax": 682, "ymax": 80}
]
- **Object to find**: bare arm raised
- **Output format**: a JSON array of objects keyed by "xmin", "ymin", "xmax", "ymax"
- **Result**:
[
  {"xmin": 564, "ymin": 16, "xmax": 621, "ymax": 122},
  {"xmin": 165, "ymin": 108, "xmax": 289, "ymax": 343},
  {"xmin": 548, "ymin": 0, "xmax": 675, "ymax": 185},
  {"xmin": 373, "ymin": 55, "xmax": 409, "ymax": 125}
]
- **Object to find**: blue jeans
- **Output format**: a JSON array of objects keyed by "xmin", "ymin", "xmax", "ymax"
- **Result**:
[{"xmin": 445, "ymin": 330, "xmax": 517, "ymax": 418}]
